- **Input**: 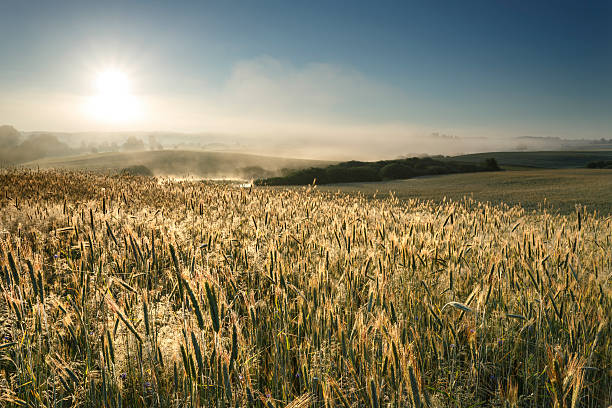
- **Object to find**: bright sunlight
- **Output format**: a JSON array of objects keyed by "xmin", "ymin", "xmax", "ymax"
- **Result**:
[{"xmin": 85, "ymin": 69, "xmax": 141, "ymax": 123}]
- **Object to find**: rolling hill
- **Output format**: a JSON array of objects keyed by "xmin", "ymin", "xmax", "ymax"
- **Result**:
[
  {"xmin": 448, "ymin": 150, "xmax": 612, "ymax": 168},
  {"xmin": 316, "ymin": 168, "xmax": 612, "ymax": 214},
  {"xmin": 21, "ymin": 150, "xmax": 332, "ymax": 179}
]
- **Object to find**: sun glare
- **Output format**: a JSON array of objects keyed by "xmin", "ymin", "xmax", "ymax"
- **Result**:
[
  {"xmin": 86, "ymin": 69, "xmax": 141, "ymax": 124},
  {"xmin": 96, "ymin": 70, "xmax": 130, "ymax": 95}
]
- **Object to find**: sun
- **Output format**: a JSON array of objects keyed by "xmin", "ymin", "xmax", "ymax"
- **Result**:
[
  {"xmin": 86, "ymin": 69, "xmax": 141, "ymax": 123},
  {"xmin": 96, "ymin": 70, "xmax": 130, "ymax": 95}
]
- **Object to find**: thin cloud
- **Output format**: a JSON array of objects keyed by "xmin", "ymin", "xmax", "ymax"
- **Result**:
[{"xmin": 0, "ymin": 57, "xmax": 556, "ymax": 159}]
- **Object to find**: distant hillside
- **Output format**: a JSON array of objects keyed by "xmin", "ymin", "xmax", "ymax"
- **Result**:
[
  {"xmin": 448, "ymin": 150, "xmax": 612, "ymax": 169},
  {"xmin": 22, "ymin": 150, "xmax": 332, "ymax": 179},
  {"xmin": 316, "ymin": 168, "xmax": 612, "ymax": 214},
  {"xmin": 255, "ymin": 156, "xmax": 500, "ymax": 185}
]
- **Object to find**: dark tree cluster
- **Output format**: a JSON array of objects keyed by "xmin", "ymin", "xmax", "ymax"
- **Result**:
[
  {"xmin": 120, "ymin": 165, "xmax": 154, "ymax": 176},
  {"xmin": 0, "ymin": 125, "xmax": 72, "ymax": 165},
  {"xmin": 255, "ymin": 156, "xmax": 501, "ymax": 186},
  {"xmin": 586, "ymin": 160, "xmax": 612, "ymax": 169}
]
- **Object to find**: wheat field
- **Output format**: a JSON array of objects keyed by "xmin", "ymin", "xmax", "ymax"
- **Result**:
[{"xmin": 0, "ymin": 169, "xmax": 610, "ymax": 407}]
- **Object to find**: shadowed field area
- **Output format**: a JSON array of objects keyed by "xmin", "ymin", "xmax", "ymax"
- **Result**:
[{"xmin": 316, "ymin": 169, "xmax": 612, "ymax": 214}]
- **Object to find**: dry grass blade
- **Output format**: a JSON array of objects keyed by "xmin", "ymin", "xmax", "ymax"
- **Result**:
[
  {"xmin": 286, "ymin": 393, "xmax": 314, "ymax": 408},
  {"xmin": 442, "ymin": 301, "xmax": 473, "ymax": 313}
]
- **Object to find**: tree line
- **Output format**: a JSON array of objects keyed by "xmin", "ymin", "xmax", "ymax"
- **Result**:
[{"xmin": 255, "ymin": 156, "xmax": 501, "ymax": 185}]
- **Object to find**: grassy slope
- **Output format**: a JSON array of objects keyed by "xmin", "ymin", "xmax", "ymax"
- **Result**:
[
  {"xmin": 22, "ymin": 150, "xmax": 332, "ymax": 178},
  {"xmin": 448, "ymin": 150, "xmax": 612, "ymax": 168},
  {"xmin": 316, "ymin": 168, "xmax": 612, "ymax": 214}
]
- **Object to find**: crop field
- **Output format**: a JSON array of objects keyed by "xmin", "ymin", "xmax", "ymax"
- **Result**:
[
  {"xmin": 447, "ymin": 151, "xmax": 612, "ymax": 169},
  {"xmin": 318, "ymin": 169, "xmax": 612, "ymax": 215},
  {"xmin": 0, "ymin": 169, "xmax": 610, "ymax": 407}
]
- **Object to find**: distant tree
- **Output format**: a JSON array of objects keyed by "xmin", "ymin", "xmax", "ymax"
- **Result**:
[
  {"xmin": 587, "ymin": 160, "xmax": 612, "ymax": 169},
  {"xmin": 13, "ymin": 133, "xmax": 71, "ymax": 163},
  {"xmin": 379, "ymin": 163, "xmax": 414, "ymax": 180},
  {"xmin": 0, "ymin": 129, "xmax": 76, "ymax": 164},
  {"xmin": 148, "ymin": 135, "xmax": 163, "ymax": 150},
  {"xmin": 0, "ymin": 125, "xmax": 20, "ymax": 149},
  {"xmin": 483, "ymin": 158, "xmax": 501, "ymax": 171},
  {"xmin": 120, "ymin": 165, "xmax": 153, "ymax": 176},
  {"xmin": 122, "ymin": 136, "xmax": 145, "ymax": 151}
]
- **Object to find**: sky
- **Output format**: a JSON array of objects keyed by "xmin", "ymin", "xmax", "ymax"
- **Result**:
[{"xmin": 0, "ymin": 0, "xmax": 610, "ymax": 153}]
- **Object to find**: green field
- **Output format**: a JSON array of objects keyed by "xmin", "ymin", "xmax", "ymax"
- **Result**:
[
  {"xmin": 22, "ymin": 150, "xmax": 331, "ymax": 179},
  {"xmin": 448, "ymin": 150, "xmax": 612, "ymax": 168},
  {"xmin": 315, "ymin": 168, "xmax": 612, "ymax": 214}
]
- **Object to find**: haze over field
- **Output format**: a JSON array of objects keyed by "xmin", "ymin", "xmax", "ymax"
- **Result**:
[{"xmin": 1, "ymin": 1, "xmax": 610, "ymax": 160}]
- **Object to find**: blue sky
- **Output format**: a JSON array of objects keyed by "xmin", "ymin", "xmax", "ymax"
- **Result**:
[{"xmin": 0, "ymin": 0, "xmax": 610, "ymax": 144}]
